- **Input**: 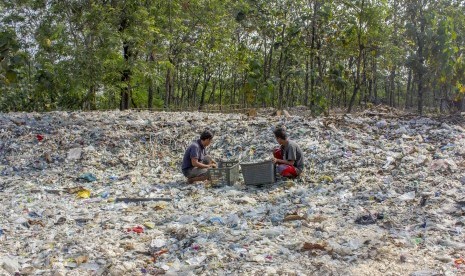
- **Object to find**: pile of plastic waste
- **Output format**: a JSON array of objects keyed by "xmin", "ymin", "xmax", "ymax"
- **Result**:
[{"xmin": 0, "ymin": 109, "xmax": 464, "ymax": 275}]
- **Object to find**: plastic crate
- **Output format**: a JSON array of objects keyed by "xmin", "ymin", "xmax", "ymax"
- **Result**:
[
  {"xmin": 208, "ymin": 160, "xmax": 240, "ymax": 187},
  {"xmin": 240, "ymin": 160, "xmax": 276, "ymax": 185}
]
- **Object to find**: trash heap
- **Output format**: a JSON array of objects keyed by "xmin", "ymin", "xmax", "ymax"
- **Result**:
[{"xmin": 0, "ymin": 109, "xmax": 464, "ymax": 275}]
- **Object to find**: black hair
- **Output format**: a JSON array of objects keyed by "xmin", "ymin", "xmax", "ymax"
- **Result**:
[
  {"xmin": 273, "ymin": 127, "xmax": 287, "ymax": 140},
  {"xmin": 200, "ymin": 130, "xmax": 213, "ymax": 140}
]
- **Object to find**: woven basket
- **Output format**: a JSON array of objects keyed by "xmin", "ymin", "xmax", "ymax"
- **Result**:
[{"xmin": 240, "ymin": 160, "xmax": 276, "ymax": 185}]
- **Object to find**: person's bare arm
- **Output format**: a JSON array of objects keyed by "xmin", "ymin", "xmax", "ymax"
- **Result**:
[
  {"xmin": 191, "ymin": 158, "xmax": 212, "ymax": 169},
  {"xmin": 272, "ymin": 157, "xmax": 294, "ymax": 166}
]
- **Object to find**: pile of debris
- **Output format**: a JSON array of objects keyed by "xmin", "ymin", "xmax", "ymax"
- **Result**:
[{"xmin": 0, "ymin": 109, "xmax": 464, "ymax": 275}]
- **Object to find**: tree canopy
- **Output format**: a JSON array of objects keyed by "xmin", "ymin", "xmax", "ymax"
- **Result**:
[{"xmin": 1, "ymin": 0, "xmax": 464, "ymax": 114}]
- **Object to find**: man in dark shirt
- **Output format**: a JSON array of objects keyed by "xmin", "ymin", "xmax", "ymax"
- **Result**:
[
  {"xmin": 272, "ymin": 127, "xmax": 304, "ymax": 178},
  {"xmin": 182, "ymin": 130, "xmax": 216, "ymax": 184}
]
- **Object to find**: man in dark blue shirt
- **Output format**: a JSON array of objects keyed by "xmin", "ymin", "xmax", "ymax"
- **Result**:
[{"xmin": 182, "ymin": 130, "xmax": 216, "ymax": 183}]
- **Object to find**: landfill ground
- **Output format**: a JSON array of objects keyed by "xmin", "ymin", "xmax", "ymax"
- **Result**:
[{"xmin": 1, "ymin": 107, "xmax": 465, "ymax": 276}]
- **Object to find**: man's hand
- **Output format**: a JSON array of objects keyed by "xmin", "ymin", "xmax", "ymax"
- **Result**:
[{"xmin": 272, "ymin": 157, "xmax": 278, "ymax": 164}]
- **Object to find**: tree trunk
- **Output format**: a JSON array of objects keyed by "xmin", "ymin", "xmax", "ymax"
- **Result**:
[
  {"xmin": 347, "ymin": 0, "xmax": 365, "ymax": 113},
  {"xmin": 164, "ymin": 67, "xmax": 172, "ymax": 109},
  {"xmin": 219, "ymin": 70, "xmax": 223, "ymax": 110},
  {"xmin": 120, "ymin": 42, "xmax": 131, "ymax": 110},
  {"xmin": 130, "ymin": 88, "xmax": 137, "ymax": 108},
  {"xmin": 148, "ymin": 83, "xmax": 154, "ymax": 109},
  {"xmin": 174, "ymin": 67, "xmax": 181, "ymax": 108},
  {"xmin": 417, "ymin": 10, "xmax": 425, "ymax": 115},
  {"xmin": 147, "ymin": 53, "xmax": 155, "ymax": 109},
  {"xmin": 242, "ymin": 73, "xmax": 247, "ymax": 108},
  {"xmin": 389, "ymin": 0, "xmax": 398, "ymax": 108},
  {"xmin": 119, "ymin": 7, "xmax": 131, "ymax": 111},
  {"xmin": 263, "ymin": 37, "xmax": 268, "ymax": 81},
  {"xmin": 192, "ymin": 77, "xmax": 200, "ymax": 108},
  {"xmin": 389, "ymin": 67, "xmax": 396, "ymax": 107},
  {"xmin": 232, "ymin": 73, "xmax": 237, "ymax": 106},
  {"xmin": 198, "ymin": 68, "xmax": 211, "ymax": 111},
  {"xmin": 83, "ymin": 85, "xmax": 96, "ymax": 110},
  {"xmin": 266, "ymin": 35, "xmax": 274, "ymax": 81},
  {"xmin": 180, "ymin": 70, "xmax": 186, "ymax": 108},
  {"xmin": 277, "ymin": 22, "xmax": 287, "ymax": 110},
  {"xmin": 208, "ymin": 78, "xmax": 217, "ymax": 104},
  {"xmin": 309, "ymin": 0, "xmax": 319, "ymax": 108},
  {"xmin": 277, "ymin": 54, "xmax": 284, "ymax": 109},
  {"xmin": 361, "ymin": 51, "xmax": 368, "ymax": 107},
  {"xmin": 397, "ymin": 81, "xmax": 401, "ymax": 108},
  {"xmin": 406, "ymin": 68, "xmax": 412, "ymax": 108},
  {"xmin": 348, "ymin": 44, "xmax": 363, "ymax": 113},
  {"xmin": 343, "ymin": 88, "xmax": 347, "ymax": 107},
  {"xmin": 285, "ymin": 81, "xmax": 291, "ymax": 108},
  {"xmin": 182, "ymin": 69, "xmax": 190, "ymax": 107},
  {"xmin": 370, "ymin": 51, "xmax": 378, "ymax": 103},
  {"xmin": 417, "ymin": 68, "xmax": 424, "ymax": 115},
  {"xmin": 120, "ymin": 71, "xmax": 130, "ymax": 110},
  {"xmin": 305, "ymin": 57, "xmax": 310, "ymax": 106}
]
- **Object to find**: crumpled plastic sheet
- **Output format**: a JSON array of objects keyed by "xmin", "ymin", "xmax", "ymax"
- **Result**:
[{"xmin": 0, "ymin": 109, "xmax": 464, "ymax": 275}]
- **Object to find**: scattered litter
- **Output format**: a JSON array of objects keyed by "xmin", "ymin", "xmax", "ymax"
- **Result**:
[
  {"xmin": 74, "ymin": 255, "xmax": 89, "ymax": 265},
  {"xmin": 76, "ymin": 188, "xmax": 91, "ymax": 199},
  {"xmin": 144, "ymin": 222, "xmax": 155, "ymax": 229},
  {"xmin": 114, "ymin": 197, "xmax": 172, "ymax": 203},
  {"xmin": 67, "ymin": 148, "xmax": 82, "ymax": 160},
  {"xmin": 78, "ymin": 173, "xmax": 97, "ymax": 182},
  {"xmin": 0, "ymin": 109, "xmax": 463, "ymax": 275},
  {"xmin": 302, "ymin": 242, "xmax": 328, "ymax": 252},
  {"xmin": 455, "ymin": 257, "xmax": 465, "ymax": 269},
  {"xmin": 127, "ymin": 226, "xmax": 144, "ymax": 234},
  {"xmin": 409, "ymin": 270, "xmax": 442, "ymax": 276},
  {"xmin": 398, "ymin": 191, "xmax": 416, "ymax": 201},
  {"xmin": 354, "ymin": 213, "xmax": 384, "ymax": 225},
  {"xmin": 0, "ymin": 256, "xmax": 20, "ymax": 274},
  {"xmin": 283, "ymin": 214, "xmax": 306, "ymax": 222}
]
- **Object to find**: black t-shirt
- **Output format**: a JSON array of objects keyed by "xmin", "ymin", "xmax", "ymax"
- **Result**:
[{"xmin": 283, "ymin": 140, "xmax": 304, "ymax": 172}]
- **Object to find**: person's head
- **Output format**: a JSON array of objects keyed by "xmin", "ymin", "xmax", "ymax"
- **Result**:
[
  {"xmin": 200, "ymin": 130, "xmax": 213, "ymax": 147},
  {"xmin": 274, "ymin": 127, "xmax": 288, "ymax": 145}
]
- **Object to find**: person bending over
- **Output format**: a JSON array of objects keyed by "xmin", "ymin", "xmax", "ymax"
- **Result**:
[
  {"xmin": 272, "ymin": 127, "xmax": 304, "ymax": 178},
  {"xmin": 181, "ymin": 130, "xmax": 216, "ymax": 184}
]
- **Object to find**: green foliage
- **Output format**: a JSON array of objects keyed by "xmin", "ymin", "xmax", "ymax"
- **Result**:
[
  {"xmin": 0, "ymin": 0, "xmax": 464, "ymax": 113},
  {"xmin": 0, "ymin": 29, "xmax": 24, "ymax": 85}
]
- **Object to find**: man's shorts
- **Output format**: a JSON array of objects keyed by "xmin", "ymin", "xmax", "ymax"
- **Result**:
[
  {"xmin": 183, "ymin": 167, "xmax": 208, "ymax": 178},
  {"xmin": 182, "ymin": 156, "xmax": 212, "ymax": 178}
]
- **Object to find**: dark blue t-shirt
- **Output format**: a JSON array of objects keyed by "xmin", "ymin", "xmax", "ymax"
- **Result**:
[{"xmin": 182, "ymin": 139, "xmax": 206, "ymax": 172}]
